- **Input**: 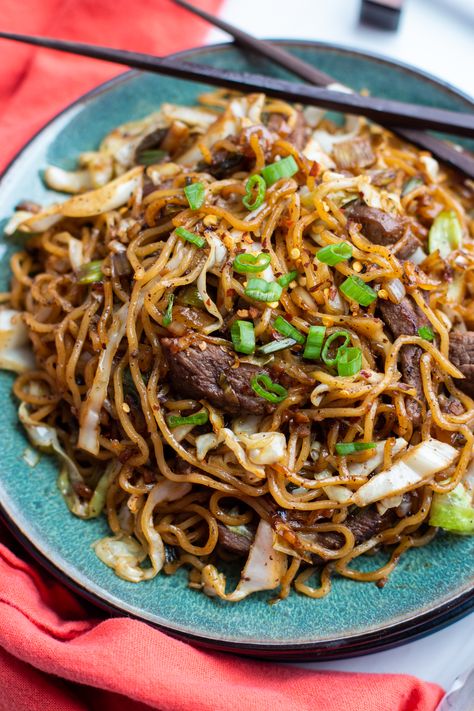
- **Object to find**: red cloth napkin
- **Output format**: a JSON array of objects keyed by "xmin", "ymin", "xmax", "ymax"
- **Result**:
[{"xmin": 0, "ymin": 2, "xmax": 446, "ymax": 709}]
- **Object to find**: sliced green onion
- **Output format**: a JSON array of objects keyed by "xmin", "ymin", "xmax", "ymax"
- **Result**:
[
  {"xmin": 78, "ymin": 260, "xmax": 103, "ymax": 284},
  {"xmin": 184, "ymin": 182, "xmax": 205, "ymax": 210},
  {"xmin": 303, "ymin": 325, "xmax": 326, "ymax": 360},
  {"xmin": 401, "ymin": 177, "xmax": 423, "ymax": 197},
  {"xmin": 244, "ymin": 278, "xmax": 282, "ymax": 303},
  {"xmin": 418, "ymin": 326, "xmax": 435, "ymax": 342},
  {"xmin": 250, "ymin": 373, "xmax": 288, "ymax": 403},
  {"xmin": 162, "ymin": 294, "xmax": 174, "ymax": 327},
  {"xmin": 231, "ymin": 320, "xmax": 255, "ymax": 354},
  {"xmin": 136, "ymin": 149, "xmax": 166, "ymax": 166},
  {"xmin": 316, "ymin": 242, "xmax": 353, "ymax": 266},
  {"xmin": 243, "ymin": 174, "xmax": 266, "ymax": 211},
  {"xmin": 273, "ymin": 316, "xmax": 305, "ymax": 345},
  {"xmin": 258, "ymin": 337, "xmax": 297, "ymax": 354},
  {"xmin": 261, "ymin": 155, "xmax": 299, "ymax": 186},
  {"xmin": 337, "ymin": 347, "xmax": 362, "ymax": 376},
  {"xmin": 277, "ymin": 270, "xmax": 299, "ymax": 288},
  {"xmin": 321, "ymin": 330, "xmax": 351, "ymax": 367},
  {"xmin": 428, "ymin": 210, "xmax": 462, "ymax": 258},
  {"xmin": 175, "ymin": 226, "xmax": 206, "ymax": 249},
  {"xmin": 339, "ymin": 275, "xmax": 377, "ymax": 306},
  {"xmin": 335, "ymin": 441, "xmax": 376, "ymax": 455},
  {"xmin": 233, "ymin": 252, "xmax": 271, "ymax": 274},
  {"xmin": 167, "ymin": 411, "xmax": 209, "ymax": 428},
  {"xmin": 176, "ymin": 285, "xmax": 204, "ymax": 308}
]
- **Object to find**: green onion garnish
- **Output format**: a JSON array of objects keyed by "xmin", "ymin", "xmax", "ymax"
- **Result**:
[
  {"xmin": 162, "ymin": 294, "xmax": 174, "ymax": 327},
  {"xmin": 273, "ymin": 316, "xmax": 305, "ymax": 345},
  {"xmin": 418, "ymin": 326, "xmax": 435, "ymax": 342},
  {"xmin": 137, "ymin": 149, "xmax": 166, "ymax": 166},
  {"xmin": 258, "ymin": 337, "xmax": 297, "ymax": 354},
  {"xmin": 428, "ymin": 210, "xmax": 462, "ymax": 258},
  {"xmin": 261, "ymin": 155, "xmax": 299, "ymax": 186},
  {"xmin": 401, "ymin": 177, "xmax": 423, "ymax": 197},
  {"xmin": 167, "ymin": 411, "xmax": 209, "ymax": 428},
  {"xmin": 250, "ymin": 373, "xmax": 288, "ymax": 403},
  {"xmin": 244, "ymin": 278, "xmax": 282, "ymax": 303},
  {"xmin": 184, "ymin": 182, "xmax": 205, "ymax": 210},
  {"xmin": 335, "ymin": 441, "xmax": 376, "ymax": 455},
  {"xmin": 233, "ymin": 252, "xmax": 271, "ymax": 274},
  {"xmin": 339, "ymin": 275, "xmax": 377, "ymax": 306},
  {"xmin": 321, "ymin": 330, "xmax": 351, "ymax": 367},
  {"xmin": 231, "ymin": 320, "xmax": 255, "ymax": 354},
  {"xmin": 316, "ymin": 242, "xmax": 353, "ymax": 266},
  {"xmin": 175, "ymin": 226, "xmax": 206, "ymax": 249},
  {"xmin": 243, "ymin": 174, "xmax": 266, "ymax": 211},
  {"xmin": 303, "ymin": 325, "xmax": 326, "ymax": 360},
  {"xmin": 277, "ymin": 270, "xmax": 299, "ymax": 288},
  {"xmin": 337, "ymin": 347, "xmax": 362, "ymax": 376},
  {"xmin": 77, "ymin": 260, "xmax": 103, "ymax": 285}
]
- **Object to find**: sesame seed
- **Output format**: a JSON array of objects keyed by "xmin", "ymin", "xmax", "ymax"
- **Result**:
[
  {"xmin": 353, "ymin": 261, "xmax": 363, "ymax": 273},
  {"xmin": 122, "ymin": 403, "xmax": 130, "ymax": 413},
  {"xmin": 290, "ymin": 248, "xmax": 301, "ymax": 260},
  {"xmin": 203, "ymin": 214, "xmax": 218, "ymax": 227},
  {"xmin": 378, "ymin": 289, "xmax": 389, "ymax": 299}
]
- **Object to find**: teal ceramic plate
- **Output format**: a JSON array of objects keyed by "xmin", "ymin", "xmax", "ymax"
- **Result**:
[{"xmin": 0, "ymin": 41, "xmax": 473, "ymax": 660}]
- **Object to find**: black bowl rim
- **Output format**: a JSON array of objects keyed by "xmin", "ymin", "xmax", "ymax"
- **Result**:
[{"xmin": 0, "ymin": 39, "xmax": 473, "ymax": 661}]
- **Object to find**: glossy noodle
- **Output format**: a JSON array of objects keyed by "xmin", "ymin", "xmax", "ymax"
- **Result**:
[{"xmin": 2, "ymin": 90, "xmax": 474, "ymax": 602}]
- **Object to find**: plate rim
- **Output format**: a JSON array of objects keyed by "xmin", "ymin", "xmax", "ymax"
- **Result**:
[{"xmin": 0, "ymin": 39, "xmax": 473, "ymax": 659}]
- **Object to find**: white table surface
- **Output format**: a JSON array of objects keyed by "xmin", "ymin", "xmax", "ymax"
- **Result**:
[{"xmin": 208, "ymin": 0, "xmax": 474, "ymax": 691}]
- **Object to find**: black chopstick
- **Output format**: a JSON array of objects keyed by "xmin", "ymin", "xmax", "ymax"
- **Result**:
[
  {"xmin": 173, "ymin": 0, "xmax": 474, "ymax": 179},
  {"xmin": 0, "ymin": 31, "xmax": 473, "ymax": 140}
]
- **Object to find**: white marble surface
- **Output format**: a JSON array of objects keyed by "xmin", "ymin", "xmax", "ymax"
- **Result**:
[{"xmin": 208, "ymin": 0, "xmax": 474, "ymax": 691}]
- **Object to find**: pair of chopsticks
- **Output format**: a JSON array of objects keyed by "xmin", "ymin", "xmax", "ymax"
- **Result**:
[
  {"xmin": 173, "ymin": 0, "xmax": 474, "ymax": 179},
  {"xmin": 0, "ymin": 7, "xmax": 472, "ymax": 176}
]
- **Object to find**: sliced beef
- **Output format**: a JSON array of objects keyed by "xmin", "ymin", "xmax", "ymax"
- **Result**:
[
  {"xmin": 161, "ymin": 337, "xmax": 277, "ymax": 415},
  {"xmin": 345, "ymin": 201, "xmax": 406, "ymax": 246},
  {"xmin": 217, "ymin": 522, "xmax": 253, "ymax": 556},
  {"xmin": 392, "ymin": 232, "xmax": 422, "ymax": 260},
  {"xmin": 449, "ymin": 331, "xmax": 474, "ymax": 398},
  {"xmin": 333, "ymin": 137, "xmax": 375, "ymax": 170},
  {"xmin": 312, "ymin": 508, "xmax": 395, "ymax": 563},
  {"xmin": 197, "ymin": 149, "xmax": 251, "ymax": 179},
  {"xmin": 439, "ymin": 394, "xmax": 465, "ymax": 416},
  {"xmin": 378, "ymin": 297, "xmax": 430, "ymax": 426},
  {"xmin": 134, "ymin": 127, "xmax": 168, "ymax": 162},
  {"xmin": 266, "ymin": 110, "xmax": 307, "ymax": 152}
]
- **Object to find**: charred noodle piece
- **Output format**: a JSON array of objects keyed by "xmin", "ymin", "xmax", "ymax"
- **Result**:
[
  {"xmin": 217, "ymin": 522, "xmax": 253, "ymax": 555},
  {"xmin": 312, "ymin": 507, "xmax": 396, "ymax": 563},
  {"xmin": 379, "ymin": 297, "xmax": 431, "ymax": 426},
  {"xmin": 198, "ymin": 148, "xmax": 252, "ymax": 179},
  {"xmin": 449, "ymin": 331, "xmax": 474, "ymax": 397},
  {"xmin": 344, "ymin": 200, "xmax": 420, "ymax": 257},
  {"xmin": 161, "ymin": 337, "xmax": 277, "ymax": 415}
]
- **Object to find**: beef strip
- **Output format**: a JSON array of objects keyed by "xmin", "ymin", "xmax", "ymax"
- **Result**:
[
  {"xmin": 134, "ymin": 127, "xmax": 168, "ymax": 161},
  {"xmin": 197, "ymin": 149, "xmax": 251, "ymax": 179},
  {"xmin": 161, "ymin": 337, "xmax": 276, "ymax": 415},
  {"xmin": 391, "ymin": 232, "xmax": 422, "ymax": 260},
  {"xmin": 378, "ymin": 297, "xmax": 431, "ymax": 426},
  {"xmin": 439, "ymin": 394, "xmax": 465, "ymax": 416},
  {"xmin": 333, "ymin": 137, "xmax": 375, "ymax": 170},
  {"xmin": 449, "ymin": 331, "xmax": 474, "ymax": 398},
  {"xmin": 266, "ymin": 110, "xmax": 308, "ymax": 152},
  {"xmin": 345, "ymin": 201, "xmax": 406, "ymax": 245},
  {"xmin": 311, "ymin": 508, "xmax": 396, "ymax": 564},
  {"xmin": 217, "ymin": 522, "xmax": 253, "ymax": 556}
]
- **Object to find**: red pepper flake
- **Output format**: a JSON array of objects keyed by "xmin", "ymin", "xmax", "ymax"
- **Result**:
[
  {"xmin": 309, "ymin": 161, "xmax": 320, "ymax": 177},
  {"xmin": 226, "ymin": 288, "xmax": 236, "ymax": 297}
]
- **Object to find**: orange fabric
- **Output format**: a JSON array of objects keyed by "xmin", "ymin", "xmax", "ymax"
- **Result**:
[
  {"xmin": 0, "ymin": 2, "xmax": 446, "ymax": 708},
  {"xmin": 0, "ymin": 529, "xmax": 445, "ymax": 711}
]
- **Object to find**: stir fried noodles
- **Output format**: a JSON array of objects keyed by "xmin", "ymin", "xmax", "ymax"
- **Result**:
[{"xmin": 2, "ymin": 90, "xmax": 474, "ymax": 601}]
